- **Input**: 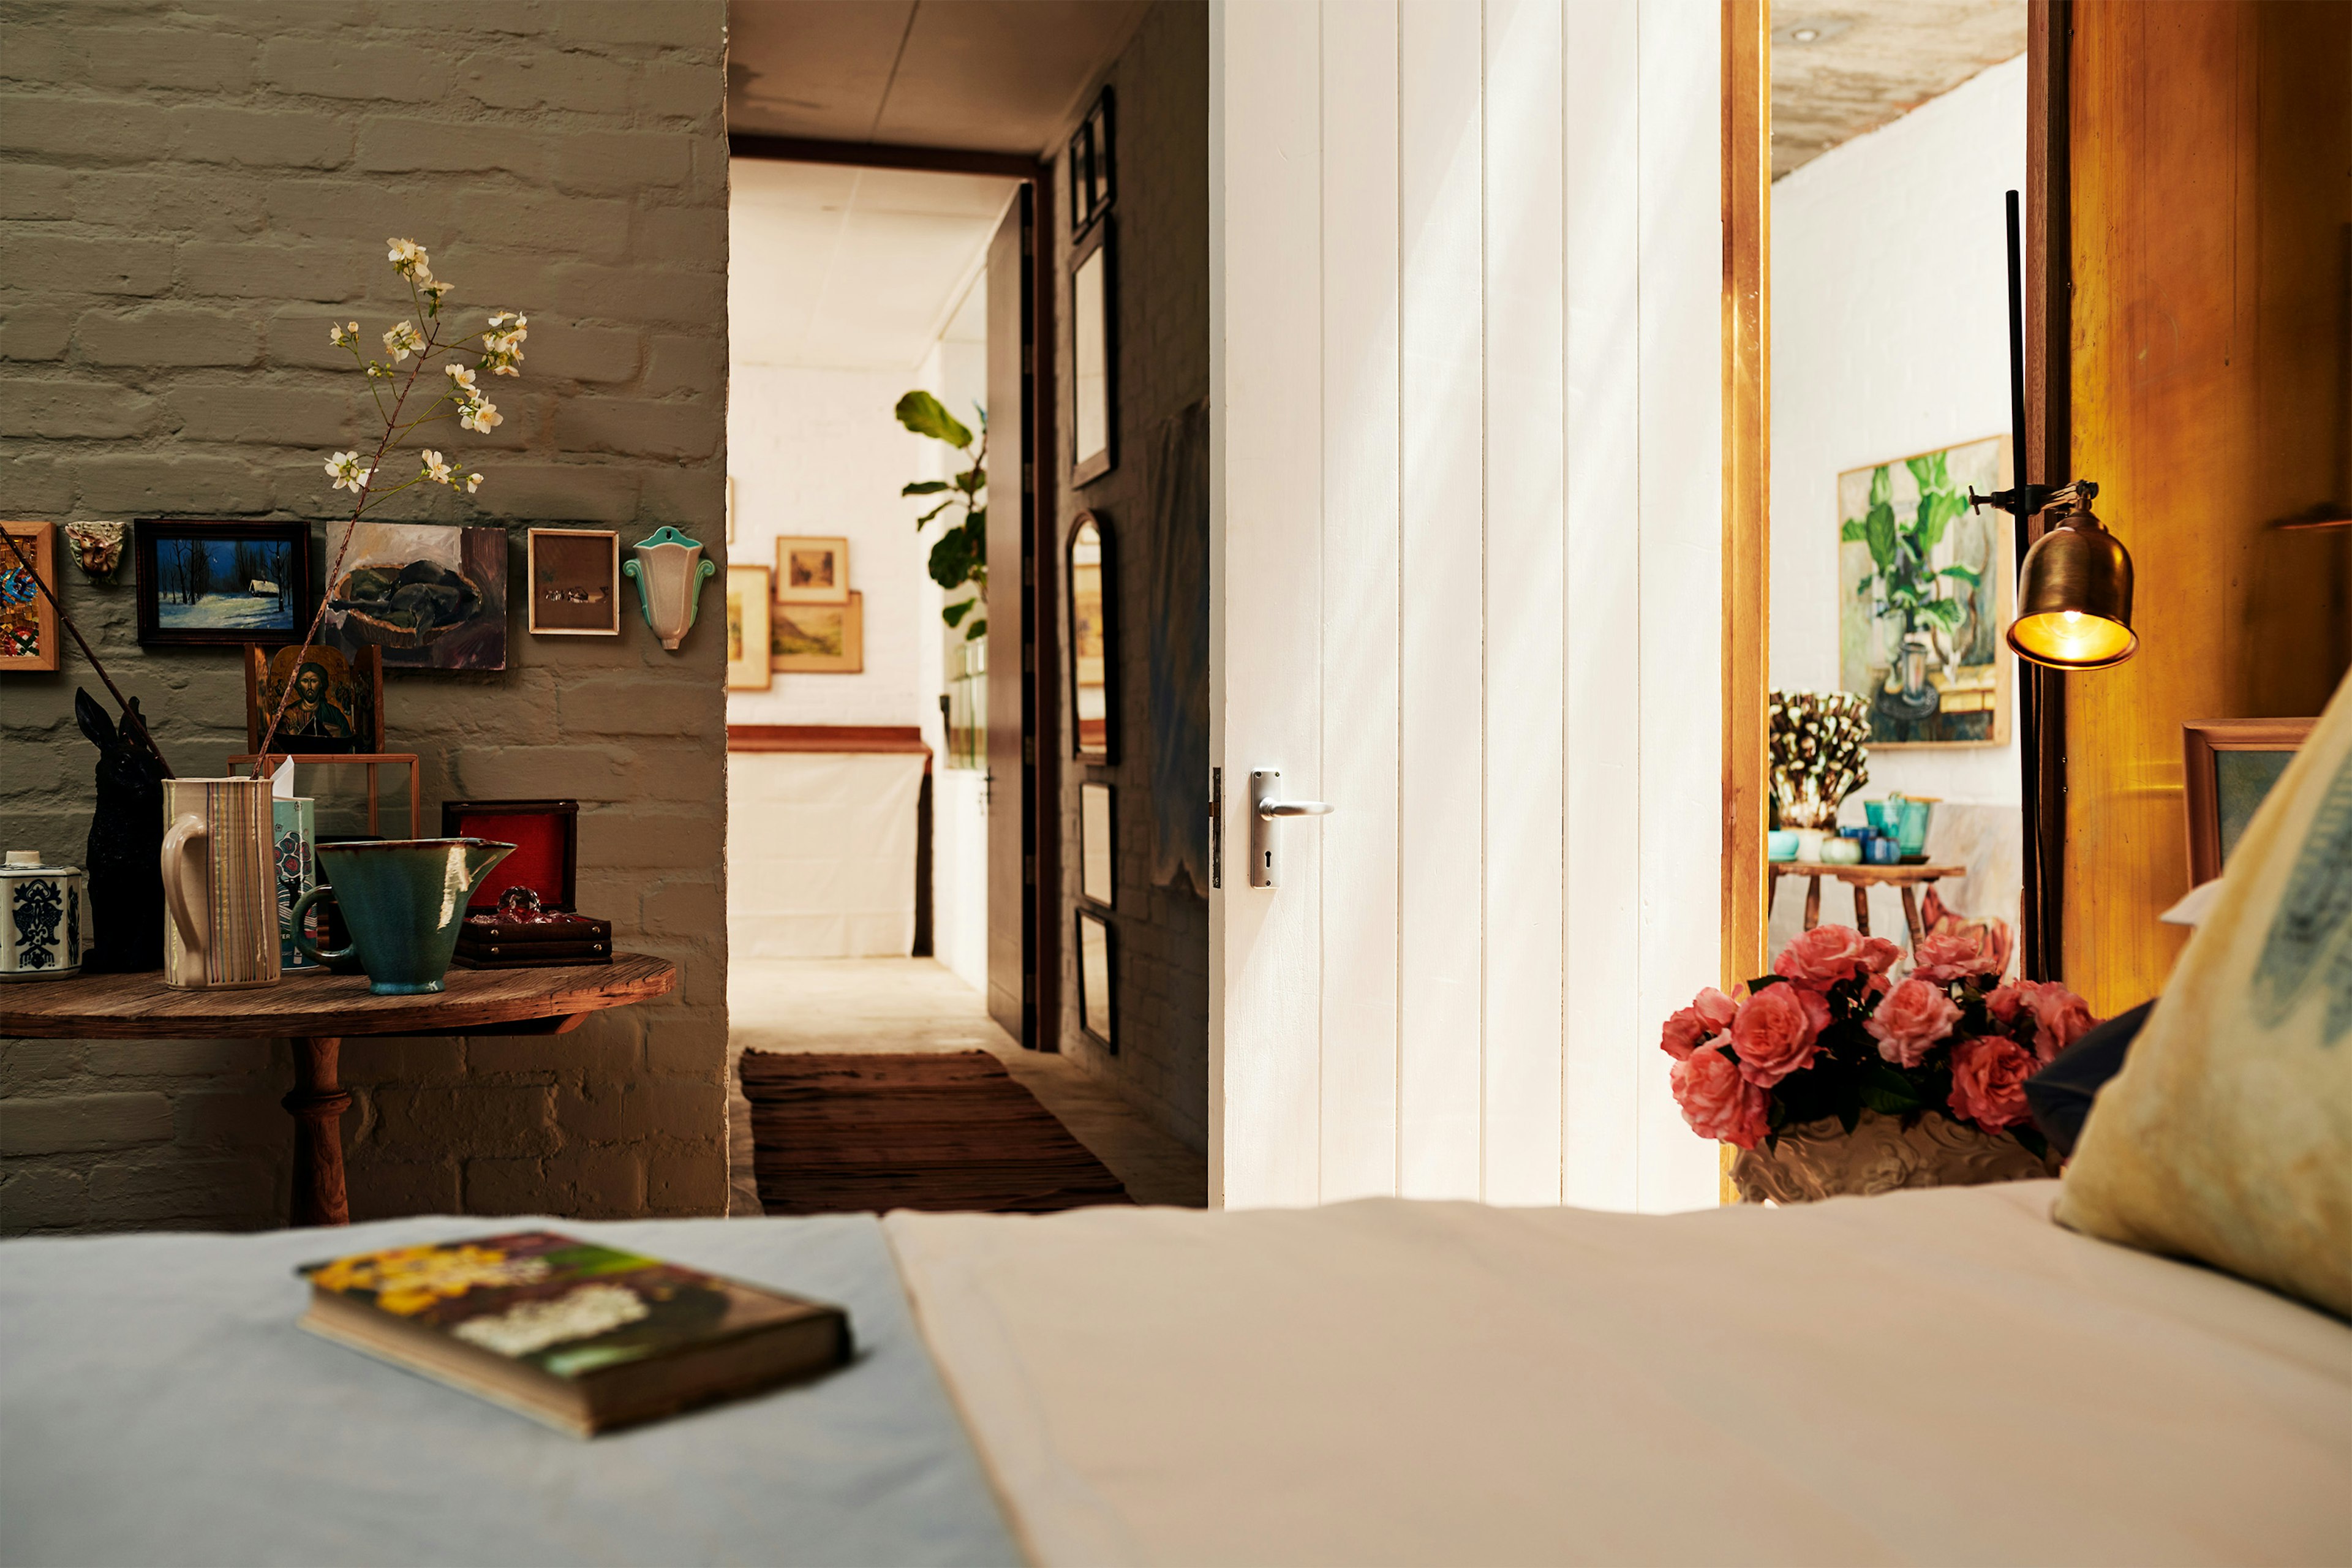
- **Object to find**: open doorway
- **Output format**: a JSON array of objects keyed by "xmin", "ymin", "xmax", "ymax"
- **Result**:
[{"xmin": 720, "ymin": 2, "xmax": 1208, "ymax": 1216}]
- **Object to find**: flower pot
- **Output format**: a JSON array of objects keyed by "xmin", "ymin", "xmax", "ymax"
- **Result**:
[{"xmin": 1728, "ymin": 1109, "xmax": 2057, "ymax": 1204}]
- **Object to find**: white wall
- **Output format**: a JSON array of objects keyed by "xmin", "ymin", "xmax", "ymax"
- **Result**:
[
  {"xmin": 1209, "ymin": 0, "xmax": 1724, "ymax": 1215},
  {"xmin": 918, "ymin": 317, "xmax": 991, "ymax": 997},
  {"xmin": 1769, "ymin": 55, "xmax": 2026, "ymax": 951},
  {"xmin": 726, "ymin": 363, "xmax": 938, "ymax": 728}
]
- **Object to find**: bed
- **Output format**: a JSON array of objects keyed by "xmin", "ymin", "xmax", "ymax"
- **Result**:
[{"xmin": 4, "ymin": 1183, "xmax": 2346, "ymax": 1567}]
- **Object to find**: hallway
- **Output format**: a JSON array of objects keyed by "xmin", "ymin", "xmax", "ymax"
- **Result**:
[{"xmin": 726, "ymin": 959, "xmax": 1208, "ymax": 1214}]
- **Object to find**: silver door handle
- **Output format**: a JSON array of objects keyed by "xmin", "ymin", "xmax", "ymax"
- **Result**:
[{"xmin": 1249, "ymin": 770, "xmax": 1332, "ymax": 887}]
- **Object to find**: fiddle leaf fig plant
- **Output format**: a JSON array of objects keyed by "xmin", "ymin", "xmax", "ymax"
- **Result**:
[
  {"xmin": 1842, "ymin": 451, "xmax": 1981, "ymax": 646},
  {"xmin": 895, "ymin": 390, "xmax": 987, "ymax": 641}
]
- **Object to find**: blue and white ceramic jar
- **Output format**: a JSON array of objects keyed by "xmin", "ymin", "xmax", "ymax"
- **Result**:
[{"xmin": 2, "ymin": 850, "xmax": 83, "ymax": 981}]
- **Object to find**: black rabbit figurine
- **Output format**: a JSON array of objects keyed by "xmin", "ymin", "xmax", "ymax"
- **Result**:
[{"xmin": 77, "ymin": 688, "xmax": 167, "ymax": 973}]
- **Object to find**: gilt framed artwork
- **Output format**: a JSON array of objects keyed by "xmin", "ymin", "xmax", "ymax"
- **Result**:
[
  {"xmin": 771, "ymin": 589, "xmax": 862, "ymax": 674},
  {"xmin": 325, "ymin": 521, "xmax": 508, "ymax": 671},
  {"xmin": 245, "ymin": 643, "xmax": 385, "ymax": 753},
  {"xmin": 134, "ymin": 521, "xmax": 314, "ymax": 648},
  {"xmin": 2183, "ymin": 717, "xmax": 2316, "ymax": 884},
  {"xmin": 0, "ymin": 522, "xmax": 60, "ymax": 672},
  {"xmin": 525, "ymin": 529, "xmax": 620, "ymax": 636},
  {"xmin": 1836, "ymin": 435, "xmax": 2011, "ymax": 747},
  {"xmin": 775, "ymin": 536, "xmax": 848, "ymax": 604},
  {"xmin": 726, "ymin": 564, "xmax": 772, "ymax": 690}
]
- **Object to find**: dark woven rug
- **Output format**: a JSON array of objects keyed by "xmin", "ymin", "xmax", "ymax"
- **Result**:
[{"xmin": 740, "ymin": 1050, "xmax": 1136, "ymax": 1215}]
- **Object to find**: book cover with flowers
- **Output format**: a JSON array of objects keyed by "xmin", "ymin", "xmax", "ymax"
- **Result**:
[{"xmin": 300, "ymin": 1231, "xmax": 843, "ymax": 1384}]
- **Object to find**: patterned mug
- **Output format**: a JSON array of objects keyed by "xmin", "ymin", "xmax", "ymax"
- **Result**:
[{"xmin": 161, "ymin": 777, "xmax": 281, "ymax": 990}]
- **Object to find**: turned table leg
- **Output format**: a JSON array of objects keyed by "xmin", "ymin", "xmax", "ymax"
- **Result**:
[
  {"xmin": 1802, "ymin": 875, "xmax": 1822, "ymax": 930},
  {"xmin": 1852, "ymin": 882, "xmax": 1871, "ymax": 935},
  {"xmin": 1900, "ymin": 886, "xmax": 1926, "ymax": 949},
  {"xmin": 285, "ymin": 1036, "xmax": 352, "ymax": 1227}
]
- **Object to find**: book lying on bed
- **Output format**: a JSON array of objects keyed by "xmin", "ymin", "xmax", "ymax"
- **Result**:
[{"xmin": 297, "ymin": 1231, "xmax": 851, "ymax": 1436}]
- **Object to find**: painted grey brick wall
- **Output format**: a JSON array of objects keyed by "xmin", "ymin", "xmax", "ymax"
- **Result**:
[
  {"xmin": 1052, "ymin": 1, "xmax": 1210, "ymax": 1154},
  {"xmin": 0, "ymin": 0, "xmax": 730, "ymax": 1234}
]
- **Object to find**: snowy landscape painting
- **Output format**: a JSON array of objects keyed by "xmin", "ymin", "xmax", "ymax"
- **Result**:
[{"xmin": 135, "ymin": 522, "xmax": 313, "ymax": 647}]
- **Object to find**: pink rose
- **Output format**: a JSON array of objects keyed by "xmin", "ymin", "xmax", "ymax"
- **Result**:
[
  {"xmin": 1728, "ymin": 982, "xmax": 1830, "ymax": 1087},
  {"xmin": 1910, "ymin": 930, "xmax": 2005, "ymax": 987},
  {"xmin": 1864, "ymin": 978, "xmax": 1962, "ymax": 1068},
  {"xmin": 1986, "ymin": 980, "xmax": 2100, "ymax": 1063},
  {"xmin": 1671, "ymin": 1042, "xmax": 1771, "ymax": 1149},
  {"xmin": 1947, "ymin": 1035, "xmax": 2037, "ymax": 1131},
  {"xmin": 1660, "ymin": 987, "xmax": 1740, "ymax": 1060},
  {"xmin": 1774, "ymin": 924, "xmax": 1905, "ymax": 990}
]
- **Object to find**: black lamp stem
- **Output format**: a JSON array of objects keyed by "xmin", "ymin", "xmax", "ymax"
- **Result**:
[{"xmin": 2005, "ymin": 189, "xmax": 2033, "ymax": 562}]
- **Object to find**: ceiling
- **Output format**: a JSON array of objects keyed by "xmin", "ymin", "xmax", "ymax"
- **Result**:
[
  {"xmin": 1771, "ymin": 0, "xmax": 2026, "ymax": 179},
  {"xmin": 727, "ymin": 0, "xmax": 1149, "ymax": 154},
  {"xmin": 730, "ymin": 159, "xmax": 1014, "ymax": 369}
]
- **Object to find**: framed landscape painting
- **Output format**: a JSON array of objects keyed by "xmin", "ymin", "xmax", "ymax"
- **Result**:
[
  {"xmin": 1836, "ymin": 435, "xmax": 2011, "ymax": 747},
  {"xmin": 325, "ymin": 521, "xmax": 508, "ymax": 671},
  {"xmin": 726, "ymin": 564, "xmax": 772, "ymax": 690},
  {"xmin": 770, "ymin": 590, "xmax": 862, "ymax": 674},
  {"xmin": 1, "ymin": 522, "xmax": 60, "ymax": 671},
  {"xmin": 135, "ymin": 521, "xmax": 312, "ymax": 648},
  {"xmin": 775, "ymin": 536, "xmax": 848, "ymax": 604}
]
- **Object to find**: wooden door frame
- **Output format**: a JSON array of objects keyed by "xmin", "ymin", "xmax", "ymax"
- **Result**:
[{"xmin": 727, "ymin": 134, "xmax": 1063, "ymax": 1049}]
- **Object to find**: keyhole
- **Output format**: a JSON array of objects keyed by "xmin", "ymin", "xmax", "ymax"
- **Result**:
[{"xmin": 1264, "ymin": 851, "xmax": 1272, "ymax": 868}]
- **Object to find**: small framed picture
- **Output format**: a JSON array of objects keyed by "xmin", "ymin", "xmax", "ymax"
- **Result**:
[
  {"xmin": 1080, "ymin": 782, "xmax": 1114, "ymax": 905},
  {"xmin": 1, "ymin": 522, "xmax": 61, "ymax": 673},
  {"xmin": 775, "ymin": 535, "xmax": 850, "ymax": 604},
  {"xmin": 726, "ymin": 564, "xmax": 772, "ymax": 690},
  {"xmin": 134, "ymin": 521, "xmax": 314, "ymax": 647},
  {"xmin": 2183, "ymin": 717, "xmax": 2316, "ymax": 884},
  {"xmin": 1076, "ymin": 908, "xmax": 1115, "ymax": 1050},
  {"xmin": 1069, "ymin": 88, "xmax": 1114, "ymax": 235},
  {"xmin": 726, "ymin": 475, "xmax": 738, "ymax": 545},
  {"xmin": 526, "ymin": 529, "xmax": 620, "ymax": 636},
  {"xmin": 1070, "ymin": 219, "xmax": 1115, "ymax": 486},
  {"xmin": 771, "ymin": 589, "xmax": 863, "ymax": 674},
  {"xmin": 246, "ymin": 643, "xmax": 385, "ymax": 753}
]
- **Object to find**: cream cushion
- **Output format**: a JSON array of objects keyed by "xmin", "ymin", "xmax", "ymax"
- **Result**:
[{"xmin": 2057, "ymin": 676, "xmax": 2352, "ymax": 1316}]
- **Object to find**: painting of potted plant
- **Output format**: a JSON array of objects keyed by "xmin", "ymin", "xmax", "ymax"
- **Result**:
[{"xmin": 1836, "ymin": 435, "xmax": 2010, "ymax": 747}]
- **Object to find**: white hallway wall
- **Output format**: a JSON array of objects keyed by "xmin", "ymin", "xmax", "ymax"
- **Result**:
[{"xmin": 1211, "ymin": 0, "xmax": 1723, "ymax": 1213}]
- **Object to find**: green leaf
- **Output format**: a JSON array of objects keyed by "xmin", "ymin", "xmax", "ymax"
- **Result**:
[
  {"xmin": 915, "ymin": 499, "xmax": 954, "ymax": 527},
  {"xmin": 1840, "ymin": 517, "xmax": 1869, "ymax": 543},
  {"xmin": 1937, "ymin": 564, "xmax": 1983, "ymax": 587},
  {"xmin": 1918, "ymin": 488, "xmax": 1967, "ymax": 552},
  {"xmin": 895, "ymin": 389, "xmax": 974, "ymax": 450},
  {"xmin": 1864, "ymin": 502, "xmax": 1898, "ymax": 577},
  {"xmin": 1868, "ymin": 465, "xmax": 1891, "ymax": 508},
  {"xmin": 1904, "ymin": 454, "xmax": 1937, "ymax": 496},
  {"xmin": 902, "ymin": 480, "xmax": 951, "ymax": 496},
  {"xmin": 963, "ymin": 617, "xmax": 987, "ymax": 639},
  {"xmin": 955, "ymin": 466, "xmax": 986, "ymax": 496},
  {"xmin": 942, "ymin": 598, "xmax": 975, "ymax": 628},
  {"xmin": 1920, "ymin": 597, "xmax": 1964, "ymax": 630},
  {"xmin": 1856, "ymin": 1061, "xmax": 1925, "ymax": 1115}
]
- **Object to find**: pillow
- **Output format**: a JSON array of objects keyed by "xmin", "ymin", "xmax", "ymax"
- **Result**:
[{"xmin": 2056, "ymin": 679, "xmax": 2352, "ymax": 1317}]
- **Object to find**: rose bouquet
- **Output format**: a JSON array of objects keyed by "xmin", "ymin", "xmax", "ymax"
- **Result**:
[{"xmin": 1663, "ymin": 925, "xmax": 2098, "ymax": 1162}]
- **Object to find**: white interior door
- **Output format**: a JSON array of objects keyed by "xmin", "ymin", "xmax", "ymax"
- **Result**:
[{"xmin": 1208, "ymin": 0, "xmax": 1726, "ymax": 1213}]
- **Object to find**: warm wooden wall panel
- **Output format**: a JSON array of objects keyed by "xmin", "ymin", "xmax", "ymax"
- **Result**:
[{"xmin": 2064, "ymin": 0, "xmax": 2352, "ymax": 1014}]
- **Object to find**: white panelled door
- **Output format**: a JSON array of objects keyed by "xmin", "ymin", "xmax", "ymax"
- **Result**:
[{"xmin": 1208, "ymin": 0, "xmax": 1725, "ymax": 1213}]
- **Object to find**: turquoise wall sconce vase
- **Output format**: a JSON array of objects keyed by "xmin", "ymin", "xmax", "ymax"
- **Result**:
[{"xmin": 622, "ymin": 526, "xmax": 717, "ymax": 650}]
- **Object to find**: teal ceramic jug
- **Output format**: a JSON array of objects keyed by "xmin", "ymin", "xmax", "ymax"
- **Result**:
[{"xmin": 287, "ymin": 839, "xmax": 514, "ymax": 995}]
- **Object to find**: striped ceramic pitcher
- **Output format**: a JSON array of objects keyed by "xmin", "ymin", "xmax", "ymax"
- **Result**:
[{"xmin": 160, "ymin": 777, "xmax": 281, "ymax": 990}]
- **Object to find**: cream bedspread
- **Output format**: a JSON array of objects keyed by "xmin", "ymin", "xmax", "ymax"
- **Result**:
[{"xmin": 885, "ymin": 1182, "xmax": 2352, "ymax": 1567}]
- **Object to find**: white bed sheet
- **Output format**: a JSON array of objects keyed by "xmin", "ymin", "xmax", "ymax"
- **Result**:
[{"xmin": 886, "ymin": 1182, "xmax": 2352, "ymax": 1567}]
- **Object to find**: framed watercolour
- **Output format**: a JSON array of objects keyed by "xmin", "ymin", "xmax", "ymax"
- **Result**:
[
  {"xmin": 1069, "ymin": 87, "xmax": 1114, "ymax": 235},
  {"xmin": 1066, "ymin": 511, "xmax": 1114, "ymax": 761},
  {"xmin": 246, "ymin": 643, "xmax": 384, "ymax": 753},
  {"xmin": 726, "ymin": 565, "xmax": 772, "ymax": 690},
  {"xmin": 1080, "ymin": 782, "xmax": 1114, "ymax": 905},
  {"xmin": 1076, "ymin": 907, "xmax": 1115, "ymax": 1050},
  {"xmin": 1, "ymin": 522, "xmax": 60, "ymax": 672},
  {"xmin": 775, "ymin": 535, "xmax": 849, "ymax": 604},
  {"xmin": 2183, "ymin": 718, "xmax": 2315, "ymax": 884},
  {"xmin": 439, "ymin": 798, "xmax": 579, "ymax": 911},
  {"xmin": 134, "ymin": 521, "xmax": 314, "ymax": 648},
  {"xmin": 324, "ymin": 521, "xmax": 508, "ymax": 671},
  {"xmin": 1835, "ymin": 435, "xmax": 2011, "ymax": 747},
  {"xmin": 1070, "ymin": 218, "xmax": 1114, "ymax": 486},
  {"xmin": 526, "ymin": 529, "xmax": 620, "ymax": 636},
  {"xmin": 771, "ymin": 589, "xmax": 863, "ymax": 674}
]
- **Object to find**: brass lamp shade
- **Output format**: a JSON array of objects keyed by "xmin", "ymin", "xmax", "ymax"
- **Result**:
[{"xmin": 2007, "ymin": 508, "xmax": 2136, "ymax": 669}]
